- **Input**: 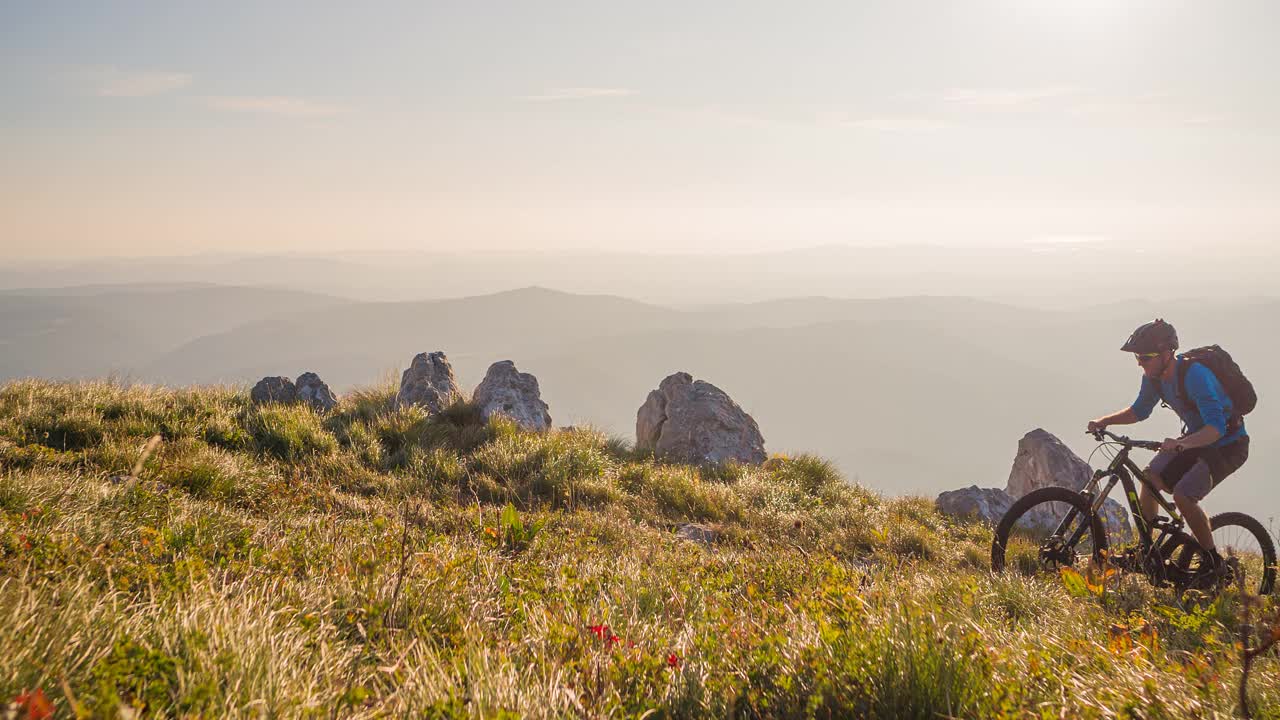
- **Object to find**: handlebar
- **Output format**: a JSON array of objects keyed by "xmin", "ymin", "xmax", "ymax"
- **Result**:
[{"xmin": 1087, "ymin": 428, "xmax": 1168, "ymax": 452}]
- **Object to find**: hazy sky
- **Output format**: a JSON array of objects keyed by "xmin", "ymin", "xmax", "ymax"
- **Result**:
[{"xmin": 3, "ymin": 1, "xmax": 1278, "ymax": 259}]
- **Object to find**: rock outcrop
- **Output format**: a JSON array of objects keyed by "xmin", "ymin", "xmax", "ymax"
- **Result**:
[
  {"xmin": 251, "ymin": 376, "xmax": 297, "ymax": 405},
  {"xmin": 1006, "ymin": 429, "xmax": 1091, "ymax": 497},
  {"xmin": 295, "ymin": 372, "xmax": 338, "ymax": 413},
  {"xmin": 636, "ymin": 372, "xmax": 766, "ymax": 465},
  {"xmin": 935, "ymin": 486, "xmax": 1013, "ymax": 523},
  {"xmin": 396, "ymin": 351, "xmax": 462, "ymax": 413},
  {"xmin": 935, "ymin": 429, "xmax": 1131, "ymax": 537},
  {"xmin": 472, "ymin": 360, "xmax": 552, "ymax": 432}
]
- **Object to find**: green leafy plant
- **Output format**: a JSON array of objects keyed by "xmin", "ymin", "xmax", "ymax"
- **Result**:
[{"xmin": 482, "ymin": 502, "xmax": 546, "ymax": 553}]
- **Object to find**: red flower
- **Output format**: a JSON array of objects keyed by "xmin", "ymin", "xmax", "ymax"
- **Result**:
[
  {"xmin": 667, "ymin": 653, "xmax": 681, "ymax": 668},
  {"xmin": 587, "ymin": 624, "xmax": 621, "ymax": 647},
  {"xmin": 13, "ymin": 688, "xmax": 54, "ymax": 720}
]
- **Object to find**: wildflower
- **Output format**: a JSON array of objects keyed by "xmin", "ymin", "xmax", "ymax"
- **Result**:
[
  {"xmin": 12, "ymin": 688, "xmax": 54, "ymax": 720},
  {"xmin": 587, "ymin": 624, "xmax": 621, "ymax": 647},
  {"xmin": 667, "ymin": 653, "xmax": 681, "ymax": 668}
]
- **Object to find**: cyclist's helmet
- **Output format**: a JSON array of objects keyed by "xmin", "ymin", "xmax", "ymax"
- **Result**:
[{"xmin": 1120, "ymin": 318, "xmax": 1179, "ymax": 354}]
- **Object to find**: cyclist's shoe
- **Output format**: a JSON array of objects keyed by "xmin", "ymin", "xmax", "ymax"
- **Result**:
[
  {"xmin": 1206, "ymin": 550, "xmax": 1240, "ymax": 589},
  {"xmin": 1185, "ymin": 550, "xmax": 1236, "ymax": 593}
]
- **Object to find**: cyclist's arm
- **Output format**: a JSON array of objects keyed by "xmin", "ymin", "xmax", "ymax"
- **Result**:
[
  {"xmin": 1128, "ymin": 376, "xmax": 1159, "ymax": 421},
  {"xmin": 1178, "ymin": 364, "xmax": 1228, "ymax": 448},
  {"xmin": 1091, "ymin": 378, "xmax": 1156, "ymax": 429},
  {"xmin": 1090, "ymin": 407, "xmax": 1140, "ymax": 429},
  {"xmin": 1178, "ymin": 424, "xmax": 1222, "ymax": 449}
]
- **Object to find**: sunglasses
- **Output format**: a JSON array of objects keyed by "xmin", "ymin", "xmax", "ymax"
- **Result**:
[{"xmin": 1135, "ymin": 352, "xmax": 1162, "ymax": 363}]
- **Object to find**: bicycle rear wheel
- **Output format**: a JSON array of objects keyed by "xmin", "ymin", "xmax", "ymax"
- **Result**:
[
  {"xmin": 1168, "ymin": 513, "xmax": 1276, "ymax": 596},
  {"xmin": 1208, "ymin": 512, "xmax": 1275, "ymax": 595},
  {"xmin": 991, "ymin": 486, "xmax": 1109, "ymax": 574}
]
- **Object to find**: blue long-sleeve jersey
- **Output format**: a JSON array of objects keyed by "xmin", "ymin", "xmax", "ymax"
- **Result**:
[{"xmin": 1131, "ymin": 359, "xmax": 1247, "ymax": 447}]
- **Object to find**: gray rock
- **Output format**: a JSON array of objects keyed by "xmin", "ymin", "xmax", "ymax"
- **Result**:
[
  {"xmin": 1011, "ymin": 495, "xmax": 1132, "ymax": 538},
  {"xmin": 935, "ymin": 429, "xmax": 1131, "ymax": 538},
  {"xmin": 636, "ymin": 372, "xmax": 766, "ymax": 465},
  {"xmin": 296, "ymin": 372, "xmax": 339, "ymax": 413},
  {"xmin": 1007, "ymin": 429, "xmax": 1130, "ymax": 537},
  {"xmin": 396, "ymin": 351, "xmax": 462, "ymax": 413},
  {"xmin": 251, "ymin": 376, "xmax": 297, "ymax": 405},
  {"xmin": 1006, "ymin": 428, "xmax": 1092, "ymax": 496},
  {"xmin": 936, "ymin": 486, "xmax": 1013, "ymax": 522},
  {"xmin": 674, "ymin": 523, "xmax": 718, "ymax": 547},
  {"xmin": 472, "ymin": 360, "xmax": 552, "ymax": 431}
]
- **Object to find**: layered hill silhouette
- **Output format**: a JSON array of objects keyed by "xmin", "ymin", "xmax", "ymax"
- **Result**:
[
  {"xmin": 5, "ymin": 245, "xmax": 1277, "ymax": 305},
  {"xmin": 0, "ymin": 284, "xmax": 1274, "ymax": 515},
  {"xmin": 0, "ymin": 284, "xmax": 345, "ymax": 381}
]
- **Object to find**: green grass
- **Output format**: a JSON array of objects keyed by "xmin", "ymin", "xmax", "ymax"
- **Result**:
[{"xmin": 0, "ymin": 378, "xmax": 1276, "ymax": 718}]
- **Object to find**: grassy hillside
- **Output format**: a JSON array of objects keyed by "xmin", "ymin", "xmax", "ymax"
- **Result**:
[{"xmin": 1, "ymin": 379, "xmax": 1277, "ymax": 718}]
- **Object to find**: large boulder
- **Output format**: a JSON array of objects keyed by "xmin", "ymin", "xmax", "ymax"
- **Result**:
[
  {"xmin": 251, "ymin": 376, "xmax": 297, "ymax": 405},
  {"xmin": 472, "ymin": 360, "xmax": 552, "ymax": 431},
  {"xmin": 396, "ymin": 351, "xmax": 462, "ymax": 413},
  {"xmin": 296, "ymin": 372, "xmax": 339, "ymax": 413},
  {"xmin": 636, "ymin": 372, "xmax": 766, "ymax": 465},
  {"xmin": 1006, "ymin": 429, "xmax": 1092, "ymax": 496},
  {"xmin": 936, "ymin": 429, "xmax": 1130, "ymax": 538}
]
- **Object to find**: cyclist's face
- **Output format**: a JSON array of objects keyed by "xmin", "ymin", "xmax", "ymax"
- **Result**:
[{"xmin": 1136, "ymin": 351, "xmax": 1169, "ymax": 377}]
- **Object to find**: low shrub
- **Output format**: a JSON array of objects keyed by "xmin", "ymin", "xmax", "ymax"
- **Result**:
[
  {"xmin": 152, "ymin": 439, "xmax": 267, "ymax": 503},
  {"xmin": 248, "ymin": 406, "xmax": 338, "ymax": 462}
]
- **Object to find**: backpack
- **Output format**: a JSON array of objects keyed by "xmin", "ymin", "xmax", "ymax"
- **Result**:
[{"xmin": 1175, "ymin": 345, "xmax": 1257, "ymax": 430}]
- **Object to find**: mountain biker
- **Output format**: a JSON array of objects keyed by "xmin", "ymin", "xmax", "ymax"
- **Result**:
[{"xmin": 1086, "ymin": 319, "xmax": 1250, "ymax": 572}]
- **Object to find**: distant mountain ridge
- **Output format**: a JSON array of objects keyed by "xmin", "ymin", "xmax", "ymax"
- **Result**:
[
  {"xmin": 5, "ymin": 246, "xmax": 1277, "ymax": 306},
  {"xmin": 0, "ymin": 285, "xmax": 347, "ymax": 380},
  {"xmin": 1, "ymin": 283, "xmax": 1275, "ymax": 517}
]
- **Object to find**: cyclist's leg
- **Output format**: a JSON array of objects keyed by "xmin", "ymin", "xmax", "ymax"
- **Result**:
[
  {"xmin": 1141, "ymin": 450, "xmax": 1187, "ymax": 522},
  {"xmin": 1172, "ymin": 460, "xmax": 1216, "ymax": 552},
  {"xmin": 1171, "ymin": 438, "xmax": 1251, "ymax": 556}
]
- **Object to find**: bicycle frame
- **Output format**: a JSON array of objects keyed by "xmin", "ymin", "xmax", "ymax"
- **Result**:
[{"xmin": 1053, "ymin": 440, "xmax": 1187, "ymax": 561}]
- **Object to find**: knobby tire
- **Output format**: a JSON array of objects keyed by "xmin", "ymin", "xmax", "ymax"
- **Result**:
[{"xmin": 991, "ymin": 486, "xmax": 1109, "ymax": 573}]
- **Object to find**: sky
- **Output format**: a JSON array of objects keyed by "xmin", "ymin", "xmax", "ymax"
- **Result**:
[{"xmin": 2, "ymin": 0, "xmax": 1279, "ymax": 260}]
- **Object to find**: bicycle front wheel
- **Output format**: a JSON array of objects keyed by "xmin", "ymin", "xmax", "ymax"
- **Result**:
[{"xmin": 991, "ymin": 486, "xmax": 1109, "ymax": 574}]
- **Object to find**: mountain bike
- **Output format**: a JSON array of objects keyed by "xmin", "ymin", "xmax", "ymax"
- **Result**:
[{"xmin": 990, "ymin": 428, "xmax": 1276, "ymax": 596}]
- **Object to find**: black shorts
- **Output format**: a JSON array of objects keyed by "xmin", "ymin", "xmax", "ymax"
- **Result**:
[{"xmin": 1146, "ymin": 436, "xmax": 1250, "ymax": 501}]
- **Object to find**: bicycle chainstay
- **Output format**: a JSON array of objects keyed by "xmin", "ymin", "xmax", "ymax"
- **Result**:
[{"xmin": 1106, "ymin": 517, "xmax": 1197, "ymax": 586}]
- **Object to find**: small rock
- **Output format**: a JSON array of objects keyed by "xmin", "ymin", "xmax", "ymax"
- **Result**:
[
  {"xmin": 251, "ymin": 376, "xmax": 297, "ymax": 405},
  {"xmin": 396, "ymin": 351, "xmax": 462, "ymax": 413},
  {"xmin": 675, "ymin": 523, "xmax": 718, "ymax": 547},
  {"xmin": 296, "ymin": 372, "xmax": 338, "ymax": 413}
]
